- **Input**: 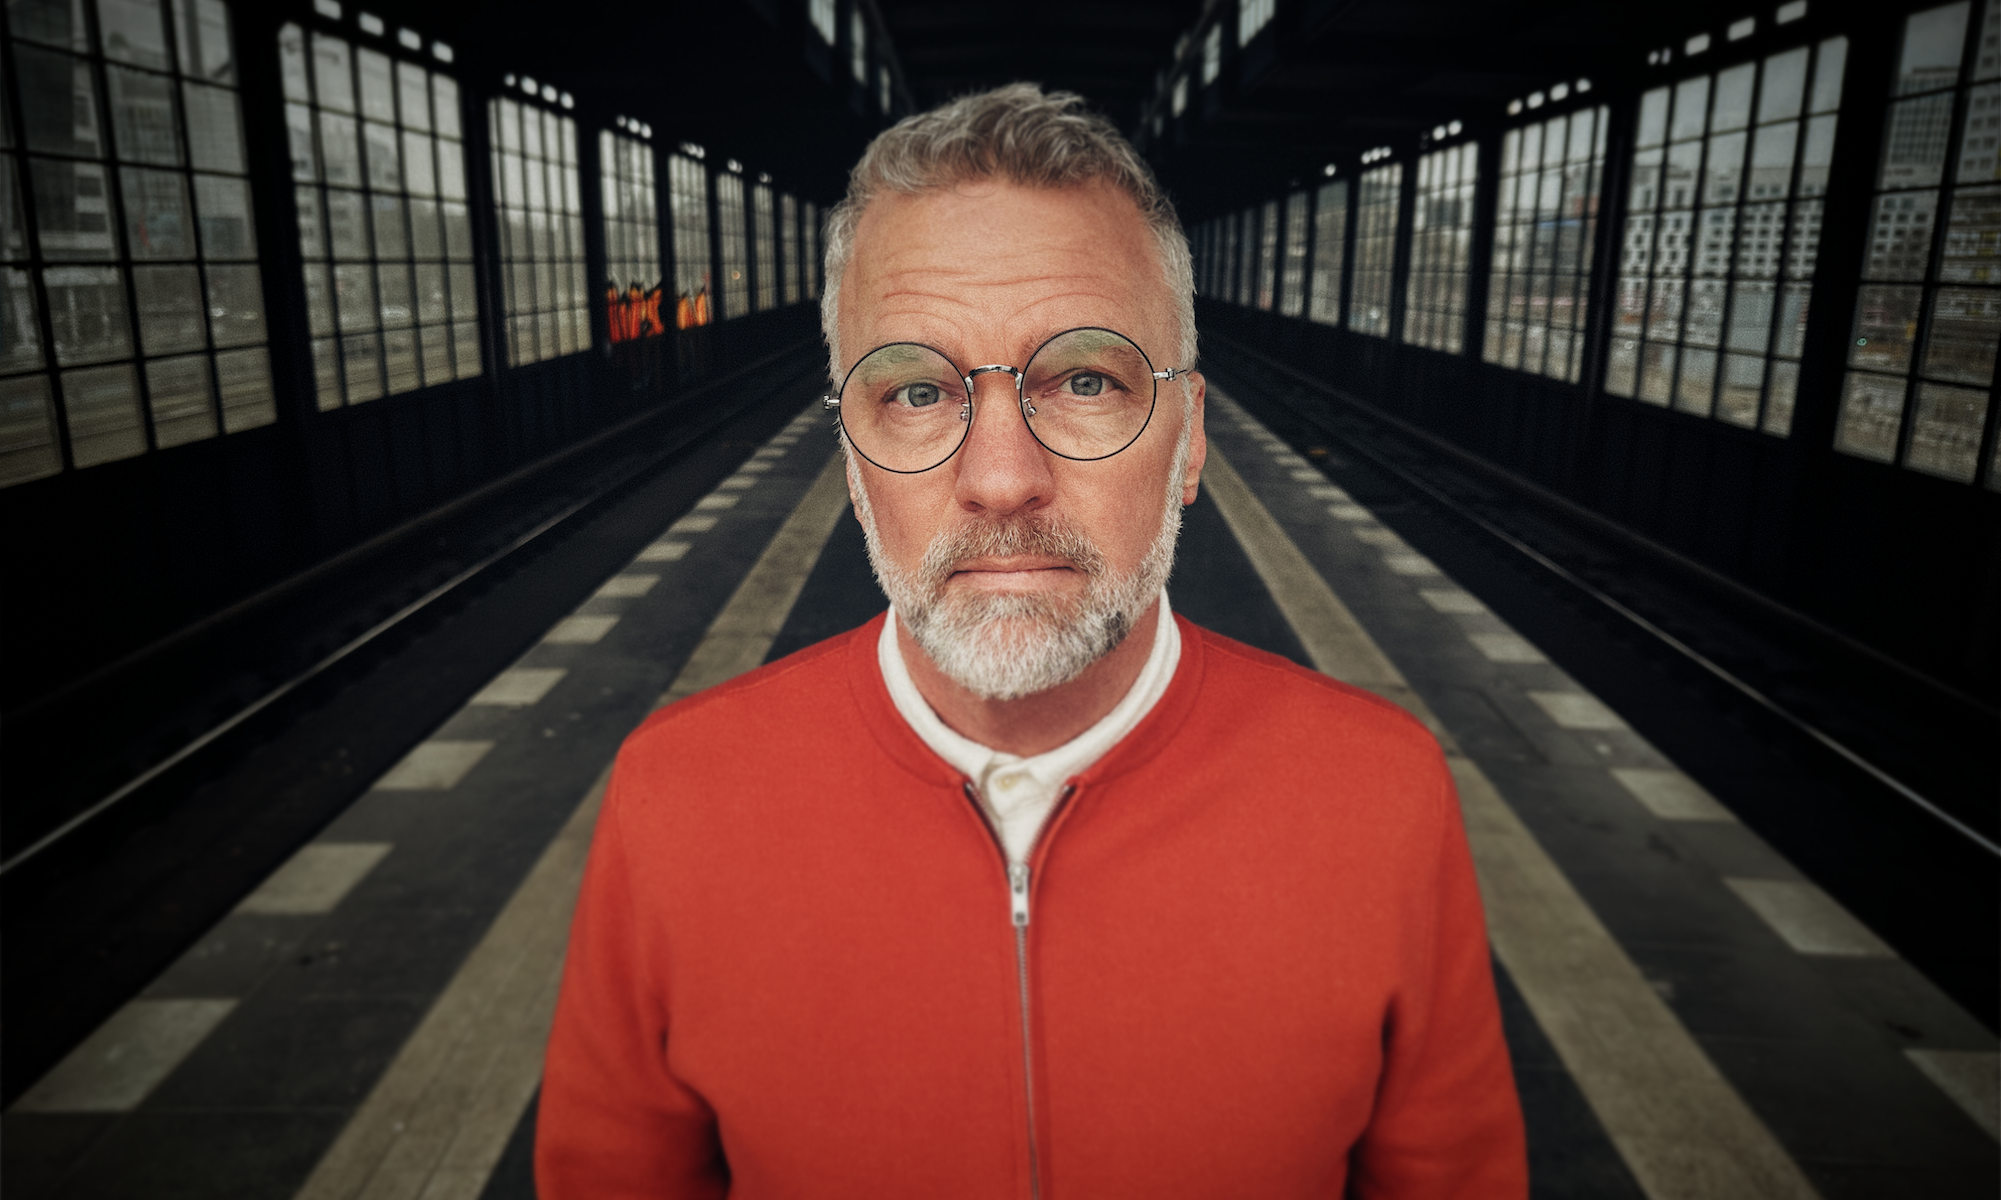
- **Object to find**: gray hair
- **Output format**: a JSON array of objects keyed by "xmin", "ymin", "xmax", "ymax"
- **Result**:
[{"xmin": 820, "ymin": 83, "xmax": 1197, "ymax": 386}]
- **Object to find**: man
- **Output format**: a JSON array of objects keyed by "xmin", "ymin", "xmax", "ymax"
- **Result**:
[{"xmin": 539, "ymin": 84, "xmax": 1526, "ymax": 1197}]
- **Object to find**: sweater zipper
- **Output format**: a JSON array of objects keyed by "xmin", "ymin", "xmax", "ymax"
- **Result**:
[{"xmin": 966, "ymin": 778, "xmax": 1076, "ymax": 1200}]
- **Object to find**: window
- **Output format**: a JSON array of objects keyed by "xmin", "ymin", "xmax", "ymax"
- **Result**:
[
  {"xmin": 1254, "ymin": 199, "xmax": 1278, "ymax": 310},
  {"xmin": 1, "ymin": 0, "xmax": 277, "ymax": 487},
  {"xmin": 285, "ymin": 23, "xmax": 477, "ymax": 410},
  {"xmin": 1238, "ymin": 0, "xmax": 1275, "ymax": 45},
  {"xmin": 490, "ymin": 95, "xmax": 587, "ymax": 366},
  {"xmin": 802, "ymin": 199, "xmax": 820, "ymax": 298},
  {"xmin": 1172, "ymin": 75, "xmax": 1188, "ymax": 117},
  {"xmin": 1349, "ymin": 163, "xmax": 1402, "ymax": 336},
  {"xmin": 1837, "ymin": 0, "xmax": 1999, "ymax": 485},
  {"xmin": 850, "ymin": 10, "xmax": 867, "ymax": 85},
  {"xmin": 809, "ymin": 0, "xmax": 836, "ymax": 46},
  {"xmin": 600, "ymin": 128, "xmax": 661, "ymax": 343},
  {"xmin": 1278, "ymin": 190, "xmax": 1309, "ymax": 317},
  {"xmin": 752, "ymin": 180, "xmax": 776, "ymax": 311},
  {"xmin": 1202, "ymin": 25, "xmax": 1221, "ymax": 84},
  {"xmin": 716, "ymin": 167, "xmax": 747, "ymax": 319},
  {"xmin": 667, "ymin": 151, "xmax": 710, "ymax": 326},
  {"xmin": 879, "ymin": 65, "xmax": 892, "ymax": 115},
  {"xmin": 781, "ymin": 192, "xmax": 801, "ymax": 304},
  {"xmin": 1308, "ymin": 180, "xmax": 1347, "ymax": 325},
  {"xmin": 1485, "ymin": 108, "xmax": 1609, "ymax": 381},
  {"xmin": 1404, "ymin": 143, "xmax": 1479, "ymax": 353},
  {"xmin": 1607, "ymin": 38, "xmax": 1847, "ymax": 434},
  {"xmin": 1235, "ymin": 207, "xmax": 1256, "ymax": 303}
]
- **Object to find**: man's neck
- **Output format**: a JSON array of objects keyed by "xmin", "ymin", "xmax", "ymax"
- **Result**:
[{"xmin": 897, "ymin": 599, "xmax": 1163, "ymax": 757}]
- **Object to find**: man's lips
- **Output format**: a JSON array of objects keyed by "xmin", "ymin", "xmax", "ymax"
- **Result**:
[{"xmin": 946, "ymin": 556, "xmax": 1080, "ymax": 586}]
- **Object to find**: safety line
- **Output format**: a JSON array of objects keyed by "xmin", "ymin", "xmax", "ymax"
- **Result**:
[{"xmin": 1202, "ymin": 340, "xmax": 2001, "ymax": 861}]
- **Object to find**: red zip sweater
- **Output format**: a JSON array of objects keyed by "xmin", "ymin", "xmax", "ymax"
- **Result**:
[{"xmin": 538, "ymin": 613, "xmax": 1526, "ymax": 1198}]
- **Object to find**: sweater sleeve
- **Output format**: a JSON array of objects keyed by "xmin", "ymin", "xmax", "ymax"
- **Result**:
[
  {"xmin": 1348, "ymin": 761, "xmax": 1529, "ymax": 1199},
  {"xmin": 536, "ymin": 760, "xmax": 727, "ymax": 1199}
]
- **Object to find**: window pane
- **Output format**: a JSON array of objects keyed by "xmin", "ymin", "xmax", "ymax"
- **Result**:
[
  {"xmin": 1923, "ymin": 286, "xmax": 1999, "ymax": 382},
  {"xmin": 1939, "ymin": 183, "xmax": 2001, "ymax": 279},
  {"xmin": 324, "ymin": 187, "xmax": 365, "ymax": 258},
  {"xmin": 278, "ymin": 22, "xmax": 307, "ymax": 99},
  {"xmin": 181, "ymin": 81, "xmax": 242, "ymax": 172},
  {"xmin": 132, "ymin": 261, "xmax": 201, "ymax": 352},
  {"xmin": 370, "ymin": 193, "xmax": 406, "ymax": 259},
  {"xmin": 11, "ymin": 0, "xmax": 94, "ymax": 52},
  {"xmin": 144, "ymin": 350, "xmax": 214, "ymax": 446},
  {"xmin": 432, "ymin": 76, "xmax": 461, "ymax": 140},
  {"xmin": 1851, "ymin": 284, "xmax": 1924, "ymax": 370},
  {"xmin": 1713, "ymin": 63, "xmax": 1756, "ymax": 133},
  {"xmin": 301, "ymin": 260, "xmax": 331, "ymax": 335},
  {"xmin": 107, "ymin": 65, "xmax": 182, "ymax": 165},
  {"xmin": 1676, "ymin": 347, "xmax": 1717, "ymax": 414},
  {"xmin": 1728, "ymin": 278, "xmax": 1774, "ymax": 351},
  {"xmin": 1760, "ymin": 48, "xmax": 1811, "ymax": 123},
  {"xmin": 61, "ymin": 360, "xmax": 145, "ymax": 464},
  {"xmin": 0, "ymin": 158, "xmax": 27, "ymax": 259},
  {"xmin": 308, "ymin": 335, "xmax": 338, "ymax": 407},
  {"xmin": 382, "ymin": 324, "xmax": 417, "ymax": 393},
  {"xmin": 0, "ymin": 373, "xmax": 62, "ymax": 485},
  {"xmin": 1896, "ymin": 3, "xmax": 1970, "ymax": 96},
  {"xmin": 97, "ymin": 0, "xmax": 169, "ymax": 69},
  {"xmin": 119, "ymin": 165, "xmax": 192, "ymax": 258},
  {"xmin": 214, "ymin": 344, "xmax": 273, "ymax": 431},
  {"xmin": 18, "ymin": 48, "xmax": 104, "ymax": 157},
  {"xmin": 204, "ymin": 261, "xmax": 262, "ymax": 346},
  {"xmin": 1835, "ymin": 372, "xmax": 1907, "ymax": 460},
  {"xmin": 1764, "ymin": 360, "xmax": 1799, "ymax": 434},
  {"xmin": 172, "ymin": 0, "xmax": 234, "ymax": 84},
  {"xmin": 0, "ymin": 265, "xmax": 45, "ymax": 371},
  {"xmin": 319, "ymin": 112, "xmax": 359, "ymax": 186},
  {"xmin": 408, "ymin": 196, "xmax": 439, "ymax": 259},
  {"xmin": 1959, "ymin": 82, "xmax": 2001, "ymax": 180},
  {"xmin": 441, "ymin": 199, "xmax": 470, "ymax": 258},
  {"xmin": 449, "ymin": 262, "xmax": 475, "ymax": 319},
  {"xmin": 312, "ymin": 32, "xmax": 353, "ymax": 112},
  {"xmin": 1905, "ymin": 381, "xmax": 1989, "ymax": 478},
  {"xmin": 414, "ymin": 261, "xmax": 445, "ymax": 324},
  {"xmin": 1880, "ymin": 95, "xmax": 1957, "ymax": 189},
  {"xmin": 363, "ymin": 119, "xmax": 399, "ymax": 190},
  {"xmin": 32, "ymin": 159, "xmax": 118, "ymax": 259},
  {"xmin": 417, "ymin": 323, "xmax": 449, "ymax": 386},
  {"xmin": 1671, "ymin": 76, "xmax": 1711, "ymax": 140},
  {"xmin": 192, "ymin": 172, "xmax": 252, "ymax": 258},
  {"xmin": 341, "ymin": 331, "xmax": 381, "ymax": 400},
  {"xmin": 1861, "ymin": 190, "xmax": 1938, "ymax": 279},
  {"xmin": 45, "ymin": 263, "xmax": 130, "ymax": 362},
  {"xmin": 333, "ymin": 260, "xmax": 374, "ymax": 331},
  {"xmin": 356, "ymin": 47, "xmax": 392, "ymax": 123},
  {"xmin": 286, "ymin": 102, "xmax": 316, "ymax": 180}
]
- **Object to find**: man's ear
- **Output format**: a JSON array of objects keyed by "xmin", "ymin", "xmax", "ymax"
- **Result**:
[{"xmin": 1180, "ymin": 374, "xmax": 1207, "ymax": 506}]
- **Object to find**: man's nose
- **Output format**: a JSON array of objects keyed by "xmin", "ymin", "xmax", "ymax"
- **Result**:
[{"xmin": 952, "ymin": 370, "xmax": 1053, "ymax": 516}]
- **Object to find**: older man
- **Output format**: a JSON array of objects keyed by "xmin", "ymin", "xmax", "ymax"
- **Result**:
[{"xmin": 538, "ymin": 85, "xmax": 1525, "ymax": 1198}]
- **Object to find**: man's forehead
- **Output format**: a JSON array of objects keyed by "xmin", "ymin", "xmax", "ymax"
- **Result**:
[{"xmin": 852, "ymin": 180, "xmax": 1152, "ymax": 266}]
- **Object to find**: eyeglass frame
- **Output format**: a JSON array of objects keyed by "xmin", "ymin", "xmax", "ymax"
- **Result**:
[{"xmin": 822, "ymin": 325, "xmax": 1192, "ymax": 474}]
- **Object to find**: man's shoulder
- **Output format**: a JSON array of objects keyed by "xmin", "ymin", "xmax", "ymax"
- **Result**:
[
  {"xmin": 1187, "ymin": 622, "xmax": 1434, "ymax": 749},
  {"xmin": 622, "ymin": 619, "xmax": 876, "ymax": 763}
]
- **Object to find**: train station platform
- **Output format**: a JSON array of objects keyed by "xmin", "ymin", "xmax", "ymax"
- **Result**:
[{"xmin": 4, "ymin": 370, "xmax": 1995, "ymax": 1200}]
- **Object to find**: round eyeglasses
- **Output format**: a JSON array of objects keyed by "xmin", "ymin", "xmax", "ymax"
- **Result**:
[{"xmin": 823, "ymin": 327, "xmax": 1189, "ymax": 474}]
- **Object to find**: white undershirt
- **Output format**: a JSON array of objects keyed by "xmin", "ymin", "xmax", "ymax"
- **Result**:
[{"xmin": 878, "ymin": 589, "xmax": 1182, "ymax": 864}]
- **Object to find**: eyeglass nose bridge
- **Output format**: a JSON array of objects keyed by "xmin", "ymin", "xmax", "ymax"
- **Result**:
[{"xmin": 962, "ymin": 363, "xmax": 1030, "ymax": 420}]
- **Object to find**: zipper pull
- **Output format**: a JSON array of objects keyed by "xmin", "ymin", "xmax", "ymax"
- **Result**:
[{"xmin": 1008, "ymin": 862, "xmax": 1031, "ymax": 928}]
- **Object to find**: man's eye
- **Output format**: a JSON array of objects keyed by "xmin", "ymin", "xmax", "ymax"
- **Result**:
[
  {"xmin": 896, "ymin": 382, "xmax": 942, "ymax": 408},
  {"xmin": 1066, "ymin": 373, "xmax": 1108, "ymax": 397}
]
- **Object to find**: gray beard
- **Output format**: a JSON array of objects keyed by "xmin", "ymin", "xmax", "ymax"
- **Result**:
[{"xmin": 850, "ymin": 434, "xmax": 1190, "ymax": 702}]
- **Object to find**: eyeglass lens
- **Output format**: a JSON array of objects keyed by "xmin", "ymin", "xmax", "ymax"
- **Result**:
[{"xmin": 837, "ymin": 328, "xmax": 1159, "ymax": 473}]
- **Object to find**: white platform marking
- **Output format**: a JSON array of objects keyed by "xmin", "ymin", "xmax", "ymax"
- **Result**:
[
  {"xmin": 668, "ymin": 514, "xmax": 717, "ymax": 534},
  {"xmin": 1287, "ymin": 467, "xmax": 1323, "ymax": 482},
  {"xmin": 751, "ymin": 446, "xmax": 786, "ymax": 459},
  {"xmin": 1530, "ymin": 689, "xmax": 1628, "ymax": 730},
  {"xmin": 635, "ymin": 541, "xmax": 690, "ymax": 563},
  {"xmin": 716, "ymin": 473, "xmax": 758, "ymax": 490},
  {"xmin": 737, "ymin": 459, "xmax": 774, "ymax": 472},
  {"xmin": 694, "ymin": 493, "xmax": 739, "ymax": 511},
  {"xmin": 238, "ymin": 843, "xmax": 393, "ymax": 915},
  {"xmin": 469, "ymin": 667, "xmax": 567, "ymax": 708},
  {"xmin": 1382, "ymin": 551, "xmax": 1442, "ymax": 576},
  {"xmin": 1353, "ymin": 526, "xmax": 1404, "ymax": 547},
  {"xmin": 1725, "ymin": 878, "xmax": 1896, "ymax": 957},
  {"xmin": 1905, "ymin": 1049, "xmax": 2000, "ymax": 1142},
  {"xmin": 376, "ymin": 741, "xmax": 495, "ymax": 791},
  {"xmin": 13, "ymin": 999, "xmax": 237, "ymax": 1113},
  {"xmin": 595, "ymin": 574, "xmax": 660, "ymax": 599},
  {"xmin": 1328, "ymin": 503, "xmax": 1373, "ymax": 521},
  {"xmin": 1612, "ymin": 768, "xmax": 1736, "ymax": 822},
  {"xmin": 1469, "ymin": 632, "xmax": 1548, "ymax": 663},
  {"xmin": 1306, "ymin": 484, "xmax": 1349, "ymax": 501},
  {"xmin": 1420, "ymin": 588, "xmax": 1486, "ymax": 614},
  {"xmin": 544, "ymin": 615, "xmax": 618, "ymax": 645}
]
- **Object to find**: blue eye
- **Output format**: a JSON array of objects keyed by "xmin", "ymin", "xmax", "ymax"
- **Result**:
[
  {"xmin": 896, "ymin": 382, "xmax": 942, "ymax": 408},
  {"xmin": 1066, "ymin": 373, "xmax": 1107, "ymax": 397}
]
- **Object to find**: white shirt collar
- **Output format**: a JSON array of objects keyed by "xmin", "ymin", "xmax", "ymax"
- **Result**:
[{"xmin": 878, "ymin": 590, "xmax": 1181, "ymax": 862}]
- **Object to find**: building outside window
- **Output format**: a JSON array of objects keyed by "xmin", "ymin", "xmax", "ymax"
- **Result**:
[
  {"xmin": 1485, "ymin": 107, "xmax": 1608, "ymax": 382},
  {"xmin": 1254, "ymin": 198, "xmax": 1278, "ymax": 310},
  {"xmin": 716, "ymin": 164, "xmax": 748, "ymax": 319},
  {"xmin": 668, "ymin": 149, "xmax": 710, "ymax": 327},
  {"xmin": 1403, "ymin": 142, "xmax": 1479, "ymax": 353},
  {"xmin": 2, "ymin": 0, "xmax": 278, "ymax": 487},
  {"xmin": 878, "ymin": 65, "xmax": 892, "ymax": 116},
  {"xmin": 489, "ymin": 92, "xmax": 587, "ymax": 367},
  {"xmin": 752, "ymin": 178, "xmax": 776, "ymax": 311},
  {"xmin": 1837, "ymin": 0, "xmax": 1999, "ymax": 485},
  {"xmin": 850, "ymin": 11, "xmax": 867, "ymax": 85},
  {"xmin": 1202, "ymin": 24, "xmax": 1221, "ymax": 85},
  {"xmin": 1607, "ymin": 38, "xmax": 1847, "ymax": 434},
  {"xmin": 285, "ymin": 22, "xmax": 477, "ymax": 410},
  {"xmin": 1278, "ymin": 190, "xmax": 1309, "ymax": 317},
  {"xmin": 780, "ymin": 192, "xmax": 800, "ymax": 304},
  {"xmin": 600, "ymin": 126, "xmax": 661, "ymax": 343},
  {"xmin": 1349, "ymin": 163, "xmax": 1402, "ymax": 337},
  {"xmin": 1238, "ymin": 0, "xmax": 1275, "ymax": 45},
  {"xmin": 1308, "ymin": 179, "xmax": 1347, "ymax": 326}
]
